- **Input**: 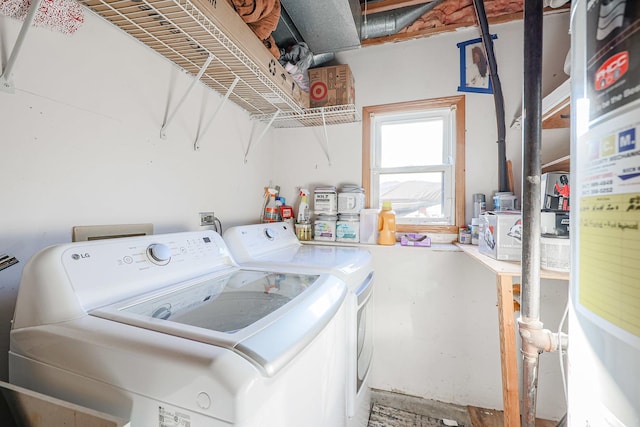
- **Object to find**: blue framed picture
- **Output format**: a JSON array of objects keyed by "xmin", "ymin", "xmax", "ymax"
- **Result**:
[{"xmin": 457, "ymin": 35, "xmax": 498, "ymax": 94}]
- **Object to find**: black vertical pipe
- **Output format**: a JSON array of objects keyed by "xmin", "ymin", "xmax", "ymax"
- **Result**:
[
  {"xmin": 521, "ymin": 0, "xmax": 544, "ymax": 426},
  {"xmin": 472, "ymin": 0, "xmax": 509, "ymax": 192}
]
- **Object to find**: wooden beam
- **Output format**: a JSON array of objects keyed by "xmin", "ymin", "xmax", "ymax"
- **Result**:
[
  {"xmin": 361, "ymin": 11, "xmax": 524, "ymax": 47},
  {"xmin": 361, "ymin": 0, "xmax": 438, "ymax": 15},
  {"xmin": 361, "ymin": 6, "xmax": 569, "ymax": 47}
]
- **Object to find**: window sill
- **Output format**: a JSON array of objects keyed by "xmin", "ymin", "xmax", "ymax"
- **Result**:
[{"xmin": 301, "ymin": 240, "xmax": 460, "ymax": 252}]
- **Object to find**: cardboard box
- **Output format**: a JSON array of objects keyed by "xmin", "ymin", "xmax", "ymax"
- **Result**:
[
  {"xmin": 479, "ymin": 211, "xmax": 523, "ymax": 261},
  {"xmin": 309, "ymin": 64, "xmax": 355, "ymax": 108},
  {"xmin": 541, "ymin": 172, "xmax": 570, "ymax": 211},
  {"xmin": 541, "ymin": 211, "xmax": 570, "ymax": 237}
]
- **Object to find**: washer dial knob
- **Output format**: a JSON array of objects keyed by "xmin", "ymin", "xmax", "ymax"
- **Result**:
[
  {"xmin": 147, "ymin": 243, "xmax": 172, "ymax": 265},
  {"xmin": 264, "ymin": 228, "xmax": 276, "ymax": 239}
]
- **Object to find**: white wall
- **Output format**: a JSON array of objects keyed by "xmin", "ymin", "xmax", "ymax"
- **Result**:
[
  {"xmin": 0, "ymin": 12, "xmax": 277, "ymax": 380},
  {"xmin": 1, "ymin": 7, "xmax": 571, "ymax": 422},
  {"xmin": 363, "ymin": 244, "xmax": 569, "ymax": 419},
  {"xmin": 272, "ymin": 13, "xmax": 571, "ymax": 420}
]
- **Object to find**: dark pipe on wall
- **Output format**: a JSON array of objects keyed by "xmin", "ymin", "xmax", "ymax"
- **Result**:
[
  {"xmin": 471, "ymin": 0, "xmax": 509, "ymax": 193},
  {"xmin": 520, "ymin": 0, "xmax": 545, "ymax": 426}
]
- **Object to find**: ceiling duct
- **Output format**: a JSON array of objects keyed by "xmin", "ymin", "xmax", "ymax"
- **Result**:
[
  {"xmin": 272, "ymin": 6, "xmax": 304, "ymax": 49},
  {"xmin": 279, "ymin": 0, "xmax": 362, "ymax": 54},
  {"xmin": 274, "ymin": 0, "xmax": 445, "ymax": 56},
  {"xmin": 361, "ymin": 0, "xmax": 445, "ymax": 40}
]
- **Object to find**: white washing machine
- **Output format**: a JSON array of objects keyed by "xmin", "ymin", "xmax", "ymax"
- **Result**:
[
  {"xmin": 9, "ymin": 230, "xmax": 349, "ymax": 426},
  {"xmin": 223, "ymin": 222, "xmax": 374, "ymax": 427}
]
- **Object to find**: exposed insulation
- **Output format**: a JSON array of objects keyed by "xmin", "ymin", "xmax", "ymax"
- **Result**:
[{"xmin": 401, "ymin": 0, "xmax": 525, "ymax": 34}]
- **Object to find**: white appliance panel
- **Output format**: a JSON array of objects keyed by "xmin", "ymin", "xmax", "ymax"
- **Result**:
[
  {"xmin": 569, "ymin": 2, "xmax": 640, "ymax": 425},
  {"xmin": 224, "ymin": 222, "xmax": 373, "ymax": 287},
  {"xmin": 10, "ymin": 231, "xmax": 349, "ymax": 426},
  {"xmin": 223, "ymin": 222, "xmax": 374, "ymax": 427}
]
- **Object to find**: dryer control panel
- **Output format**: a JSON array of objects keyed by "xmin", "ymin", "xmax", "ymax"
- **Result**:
[{"xmin": 224, "ymin": 222, "xmax": 300, "ymax": 262}]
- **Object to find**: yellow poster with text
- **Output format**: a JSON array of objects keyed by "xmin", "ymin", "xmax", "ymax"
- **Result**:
[{"xmin": 580, "ymin": 193, "xmax": 640, "ymax": 337}]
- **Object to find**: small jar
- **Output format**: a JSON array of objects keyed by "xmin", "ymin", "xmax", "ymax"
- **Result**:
[
  {"xmin": 295, "ymin": 222, "xmax": 312, "ymax": 241},
  {"xmin": 336, "ymin": 214, "xmax": 360, "ymax": 243},
  {"xmin": 314, "ymin": 214, "xmax": 337, "ymax": 241},
  {"xmin": 458, "ymin": 226, "xmax": 471, "ymax": 244}
]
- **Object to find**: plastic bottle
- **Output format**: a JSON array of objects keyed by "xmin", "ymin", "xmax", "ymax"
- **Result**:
[
  {"xmin": 295, "ymin": 188, "xmax": 312, "ymax": 241},
  {"xmin": 263, "ymin": 189, "xmax": 278, "ymax": 223},
  {"xmin": 297, "ymin": 189, "xmax": 310, "ymax": 223},
  {"xmin": 377, "ymin": 201, "xmax": 396, "ymax": 245}
]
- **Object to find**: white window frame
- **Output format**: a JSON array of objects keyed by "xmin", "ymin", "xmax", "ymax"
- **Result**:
[{"xmin": 362, "ymin": 97, "xmax": 466, "ymax": 235}]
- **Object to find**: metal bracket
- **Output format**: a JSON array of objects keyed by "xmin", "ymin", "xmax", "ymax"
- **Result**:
[
  {"xmin": 0, "ymin": 0, "xmax": 43, "ymax": 93},
  {"xmin": 160, "ymin": 54, "xmax": 213, "ymax": 139},
  {"xmin": 194, "ymin": 76, "xmax": 240, "ymax": 150},
  {"xmin": 244, "ymin": 110, "xmax": 279, "ymax": 163},
  {"xmin": 318, "ymin": 107, "xmax": 332, "ymax": 165}
]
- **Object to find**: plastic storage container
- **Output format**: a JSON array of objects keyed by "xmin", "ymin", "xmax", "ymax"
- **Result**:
[
  {"xmin": 359, "ymin": 209, "xmax": 379, "ymax": 244},
  {"xmin": 314, "ymin": 214, "xmax": 337, "ymax": 241},
  {"xmin": 313, "ymin": 186, "xmax": 338, "ymax": 215},
  {"xmin": 338, "ymin": 186, "xmax": 365, "ymax": 214},
  {"xmin": 493, "ymin": 192, "xmax": 517, "ymax": 211},
  {"xmin": 336, "ymin": 214, "xmax": 360, "ymax": 243},
  {"xmin": 377, "ymin": 201, "xmax": 396, "ymax": 245}
]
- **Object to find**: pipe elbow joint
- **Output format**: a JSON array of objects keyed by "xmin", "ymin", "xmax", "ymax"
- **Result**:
[{"xmin": 519, "ymin": 321, "xmax": 561, "ymax": 353}]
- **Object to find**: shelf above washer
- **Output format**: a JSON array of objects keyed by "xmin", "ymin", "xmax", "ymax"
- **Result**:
[
  {"xmin": 253, "ymin": 104, "xmax": 360, "ymax": 128},
  {"xmin": 78, "ymin": 0, "xmax": 360, "ymax": 128}
]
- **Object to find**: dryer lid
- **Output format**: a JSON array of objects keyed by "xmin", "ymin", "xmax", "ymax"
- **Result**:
[{"xmin": 223, "ymin": 223, "xmax": 373, "ymax": 286}]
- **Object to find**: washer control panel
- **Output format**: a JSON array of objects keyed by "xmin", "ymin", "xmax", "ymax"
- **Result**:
[{"xmin": 60, "ymin": 231, "xmax": 234, "ymax": 310}]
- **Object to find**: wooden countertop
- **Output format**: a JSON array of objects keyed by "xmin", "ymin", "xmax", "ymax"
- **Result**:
[{"xmin": 455, "ymin": 243, "xmax": 569, "ymax": 280}]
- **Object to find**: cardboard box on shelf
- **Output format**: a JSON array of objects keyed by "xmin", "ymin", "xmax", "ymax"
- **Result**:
[
  {"xmin": 308, "ymin": 64, "xmax": 355, "ymax": 108},
  {"xmin": 478, "ymin": 211, "xmax": 523, "ymax": 261},
  {"xmin": 541, "ymin": 172, "xmax": 570, "ymax": 211},
  {"xmin": 541, "ymin": 211, "xmax": 570, "ymax": 237}
]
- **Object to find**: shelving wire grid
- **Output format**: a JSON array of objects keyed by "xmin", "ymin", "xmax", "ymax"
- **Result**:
[
  {"xmin": 78, "ymin": 0, "xmax": 304, "ymax": 117},
  {"xmin": 253, "ymin": 104, "xmax": 360, "ymax": 128}
]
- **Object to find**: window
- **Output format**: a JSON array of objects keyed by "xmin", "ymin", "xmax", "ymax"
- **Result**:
[{"xmin": 362, "ymin": 97, "xmax": 465, "ymax": 234}]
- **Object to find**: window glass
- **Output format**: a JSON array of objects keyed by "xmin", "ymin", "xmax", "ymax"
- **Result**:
[
  {"xmin": 378, "ymin": 172, "xmax": 445, "ymax": 221},
  {"xmin": 379, "ymin": 119, "xmax": 444, "ymax": 167},
  {"xmin": 362, "ymin": 97, "xmax": 465, "ymax": 234}
]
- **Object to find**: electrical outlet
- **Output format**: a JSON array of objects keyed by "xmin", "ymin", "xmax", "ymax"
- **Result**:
[{"xmin": 200, "ymin": 212, "xmax": 216, "ymax": 226}]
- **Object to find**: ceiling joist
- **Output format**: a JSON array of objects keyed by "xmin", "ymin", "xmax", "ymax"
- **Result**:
[{"xmin": 361, "ymin": 0, "xmax": 438, "ymax": 15}]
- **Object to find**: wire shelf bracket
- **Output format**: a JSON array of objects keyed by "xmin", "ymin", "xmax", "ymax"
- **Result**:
[
  {"xmin": 320, "ymin": 108, "xmax": 332, "ymax": 165},
  {"xmin": 160, "ymin": 54, "xmax": 213, "ymax": 140},
  {"xmin": 194, "ymin": 75, "xmax": 240, "ymax": 151},
  {"xmin": 0, "ymin": 0, "xmax": 43, "ymax": 94},
  {"xmin": 244, "ymin": 110, "xmax": 279, "ymax": 163}
]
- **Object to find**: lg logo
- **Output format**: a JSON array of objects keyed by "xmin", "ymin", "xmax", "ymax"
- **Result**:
[{"xmin": 71, "ymin": 253, "xmax": 91, "ymax": 260}]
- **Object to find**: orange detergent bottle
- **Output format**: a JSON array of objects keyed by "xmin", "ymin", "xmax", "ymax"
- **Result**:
[{"xmin": 377, "ymin": 201, "xmax": 396, "ymax": 245}]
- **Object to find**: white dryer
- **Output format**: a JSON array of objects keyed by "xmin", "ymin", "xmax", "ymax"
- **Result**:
[
  {"xmin": 223, "ymin": 222, "xmax": 374, "ymax": 427},
  {"xmin": 9, "ymin": 231, "xmax": 349, "ymax": 426}
]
